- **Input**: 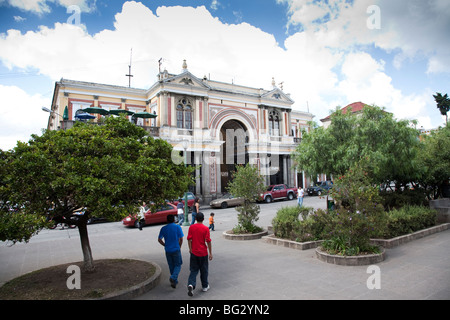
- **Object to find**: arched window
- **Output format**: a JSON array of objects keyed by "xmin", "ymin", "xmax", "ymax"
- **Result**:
[
  {"xmin": 269, "ymin": 110, "xmax": 280, "ymax": 136},
  {"xmin": 177, "ymin": 98, "xmax": 193, "ymax": 130}
]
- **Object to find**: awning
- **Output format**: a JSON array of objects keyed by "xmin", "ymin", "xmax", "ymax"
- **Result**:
[
  {"xmin": 133, "ymin": 111, "xmax": 157, "ymax": 119},
  {"xmin": 82, "ymin": 107, "xmax": 110, "ymax": 115}
]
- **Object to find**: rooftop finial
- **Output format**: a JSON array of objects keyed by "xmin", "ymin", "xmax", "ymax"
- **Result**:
[
  {"xmin": 182, "ymin": 59, "xmax": 188, "ymax": 72},
  {"xmin": 272, "ymin": 77, "xmax": 276, "ymax": 88}
]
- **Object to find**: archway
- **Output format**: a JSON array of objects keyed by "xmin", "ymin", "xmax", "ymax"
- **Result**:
[{"xmin": 219, "ymin": 119, "xmax": 249, "ymax": 193}]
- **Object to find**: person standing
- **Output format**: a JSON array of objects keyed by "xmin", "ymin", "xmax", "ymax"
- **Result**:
[
  {"xmin": 158, "ymin": 214, "xmax": 184, "ymax": 288},
  {"xmin": 138, "ymin": 202, "xmax": 147, "ymax": 230},
  {"xmin": 190, "ymin": 197, "xmax": 200, "ymax": 225},
  {"xmin": 187, "ymin": 212, "xmax": 212, "ymax": 296},
  {"xmin": 297, "ymin": 187, "xmax": 304, "ymax": 207},
  {"xmin": 209, "ymin": 212, "xmax": 215, "ymax": 231}
]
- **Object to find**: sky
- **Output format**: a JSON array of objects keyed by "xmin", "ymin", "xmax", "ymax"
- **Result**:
[{"xmin": 0, "ymin": 0, "xmax": 449, "ymax": 150}]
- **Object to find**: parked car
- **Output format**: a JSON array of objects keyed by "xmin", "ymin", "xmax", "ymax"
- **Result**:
[
  {"xmin": 210, "ymin": 193, "xmax": 244, "ymax": 209},
  {"xmin": 122, "ymin": 203, "xmax": 178, "ymax": 228},
  {"xmin": 307, "ymin": 181, "xmax": 333, "ymax": 196},
  {"xmin": 259, "ymin": 184, "xmax": 298, "ymax": 203}
]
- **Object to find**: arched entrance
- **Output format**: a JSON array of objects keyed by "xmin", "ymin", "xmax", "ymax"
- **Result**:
[{"xmin": 220, "ymin": 119, "xmax": 249, "ymax": 193}]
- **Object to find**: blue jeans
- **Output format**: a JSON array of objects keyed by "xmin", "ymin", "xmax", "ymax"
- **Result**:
[
  {"xmin": 188, "ymin": 253, "xmax": 209, "ymax": 289},
  {"xmin": 165, "ymin": 250, "xmax": 183, "ymax": 284},
  {"xmin": 191, "ymin": 213, "xmax": 196, "ymax": 225},
  {"xmin": 178, "ymin": 213, "xmax": 184, "ymax": 225},
  {"xmin": 297, "ymin": 196, "xmax": 303, "ymax": 207}
]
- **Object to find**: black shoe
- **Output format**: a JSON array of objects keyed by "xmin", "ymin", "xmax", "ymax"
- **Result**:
[
  {"xmin": 170, "ymin": 278, "xmax": 176, "ymax": 288},
  {"xmin": 187, "ymin": 284, "xmax": 194, "ymax": 296}
]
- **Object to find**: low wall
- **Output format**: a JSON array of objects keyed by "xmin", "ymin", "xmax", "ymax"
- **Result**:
[
  {"xmin": 370, "ymin": 223, "xmax": 450, "ymax": 249},
  {"xmin": 430, "ymin": 198, "xmax": 450, "ymax": 223}
]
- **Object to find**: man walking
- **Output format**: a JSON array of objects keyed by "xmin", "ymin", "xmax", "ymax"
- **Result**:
[
  {"xmin": 158, "ymin": 214, "xmax": 184, "ymax": 288},
  {"xmin": 187, "ymin": 212, "xmax": 212, "ymax": 296}
]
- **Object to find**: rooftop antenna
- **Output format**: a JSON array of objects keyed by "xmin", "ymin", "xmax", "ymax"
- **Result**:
[{"xmin": 125, "ymin": 48, "xmax": 133, "ymax": 87}]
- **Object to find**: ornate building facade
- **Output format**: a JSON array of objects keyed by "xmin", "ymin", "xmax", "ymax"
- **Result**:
[{"xmin": 47, "ymin": 61, "xmax": 314, "ymax": 202}]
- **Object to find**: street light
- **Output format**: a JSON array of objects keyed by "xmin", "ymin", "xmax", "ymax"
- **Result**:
[
  {"xmin": 182, "ymin": 139, "xmax": 190, "ymax": 226},
  {"xmin": 42, "ymin": 106, "xmax": 64, "ymax": 119}
]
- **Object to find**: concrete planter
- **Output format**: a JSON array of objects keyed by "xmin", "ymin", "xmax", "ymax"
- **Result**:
[
  {"xmin": 315, "ymin": 246, "xmax": 385, "ymax": 266},
  {"xmin": 370, "ymin": 223, "xmax": 450, "ymax": 249},
  {"xmin": 223, "ymin": 229, "xmax": 268, "ymax": 240},
  {"xmin": 262, "ymin": 234, "xmax": 322, "ymax": 250}
]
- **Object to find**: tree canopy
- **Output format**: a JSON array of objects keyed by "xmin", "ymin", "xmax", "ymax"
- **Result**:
[
  {"xmin": 0, "ymin": 116, "xmax": 193, "ymax": 270},
  {"xmin": 293, "ymin": 105, "xmax": 421, "ymax": 187}
]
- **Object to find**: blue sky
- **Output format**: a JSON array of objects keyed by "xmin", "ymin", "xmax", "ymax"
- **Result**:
[{"xmin": 0, "ymin": 0, "xmax": 449, "ymax": 150}]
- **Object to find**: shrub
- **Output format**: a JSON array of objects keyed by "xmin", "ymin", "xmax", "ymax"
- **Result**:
[
  {"xmin": 272, "ymin": 206, "xmax": 303, "ymax": 240},
  {"xmin": 272, "ymin": 206, "xmax": 331, "ymax": 242},
  {"xmin": 384, "ymin": 205, "xmax": 437, "ymax": 238},
  {"xmin": 323, "ymin": 160, "xmax": 388, "ymax": 255}
]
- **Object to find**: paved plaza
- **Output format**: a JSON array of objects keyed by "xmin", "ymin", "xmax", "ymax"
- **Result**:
[{"xmin": 1, "ymin": 198, "xmax": 449, "ymax": 301}]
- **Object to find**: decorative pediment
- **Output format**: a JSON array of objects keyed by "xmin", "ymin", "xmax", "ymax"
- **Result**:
[
  {"xmin": 163, "ymin": 71, "xmax": 210, "ymax": 90},
  {"xmin": 261, "ymin": 88, "xmax": 294, "ymax": 104}
]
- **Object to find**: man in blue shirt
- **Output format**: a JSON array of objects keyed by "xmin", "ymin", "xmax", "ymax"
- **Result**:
[{"xmin": 158, "ymin": 214, "xmax": 184, "ymax": 288}]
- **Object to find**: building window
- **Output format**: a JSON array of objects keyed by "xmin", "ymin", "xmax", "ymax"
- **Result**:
[
  {"xmin": 269, "ymin": 110, "xmax": 280, "ymax": 136},
  {"xmin": 177, "ymin": 98, "xmax": 193, "ymax": 130}
]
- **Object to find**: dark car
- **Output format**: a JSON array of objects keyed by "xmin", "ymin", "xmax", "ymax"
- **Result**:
[{"xmin": 307, "ymin": 181, "xmax": 333, "ymax": 196}]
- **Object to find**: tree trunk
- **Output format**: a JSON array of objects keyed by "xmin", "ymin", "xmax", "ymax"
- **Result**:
[{"xmin": 77, "ymin": 215, "xmax": 95, "ymax": 272}]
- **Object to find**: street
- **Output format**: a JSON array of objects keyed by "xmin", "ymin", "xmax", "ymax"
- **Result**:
[{"xmin": 0, "ymin": 196, "xmax": 325, "ymax": 286}]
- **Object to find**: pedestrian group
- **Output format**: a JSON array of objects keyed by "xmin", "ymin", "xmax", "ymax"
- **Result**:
[{"xmin": 157, "ymin": 197, "xmax": 214, "ymax": 297}]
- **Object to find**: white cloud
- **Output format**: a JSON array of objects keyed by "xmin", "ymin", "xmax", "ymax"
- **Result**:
[
  {"xmin": 3, "ymin": 0, "xmax": 95, "ymax": 14},
  {"xmin": 0, "ymin": 1, "xmax": 447, "ymax": 150},
  {"xmin": 13, "ymin": 15, "xmax": 26, "ymax": 22},
  {"xmin": 0, "ymin": 84, "xmax": 50, "ymax": 150}
]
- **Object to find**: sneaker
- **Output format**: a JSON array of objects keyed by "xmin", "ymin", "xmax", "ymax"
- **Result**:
[
  {"xmin": 202, "ymin": 285, "xmax": 210, "ymax": 292},
  {"xmin": 187, "ymin": 284, "xmax": 194, "ymax": 296},
  {"xmin": 169, "ymin": 278, "xmax": 176, "ymax": 288}
]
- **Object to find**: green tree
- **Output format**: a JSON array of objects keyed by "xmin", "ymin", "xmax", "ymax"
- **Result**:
[
  {"xmin": 0, "ymin": 116, "xmax": 192, "ymax": 271},
  {"xmin": 323, "ymin": 159, "xmax": 387, "ymax": 255},
  {"xmin": 293, "ymin": 105, "xmax": 420, "ymax": 187},
  {"xmin": 433, "ymin": 92, "xmax": 450, "ymax": 124},
  {"xmin": 417, "ymin": 123, "xmax": 450, "ymax": 199},
  {"xmin": 226, "ymin": 163, "xmax": 265, "ymax": 234}
]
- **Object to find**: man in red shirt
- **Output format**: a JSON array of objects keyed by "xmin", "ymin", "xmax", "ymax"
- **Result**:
[{"xmin": 187, "ymin": 212, "xmax": 213, "ymax": 296}]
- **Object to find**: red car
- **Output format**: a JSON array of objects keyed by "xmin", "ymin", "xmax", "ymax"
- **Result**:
[{"xmin": 122, "ymin": 203, "xmax": 178, "ymax": 228}]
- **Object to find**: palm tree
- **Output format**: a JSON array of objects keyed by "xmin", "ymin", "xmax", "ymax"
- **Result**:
[{"xmin": 433, "ymin": 92, "xmax": 450, "ymax": 124}]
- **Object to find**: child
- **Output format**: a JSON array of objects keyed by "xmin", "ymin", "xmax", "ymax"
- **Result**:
[{"xmin": 209, "ymin": 213, "xmax": 215, "ymax": 231}]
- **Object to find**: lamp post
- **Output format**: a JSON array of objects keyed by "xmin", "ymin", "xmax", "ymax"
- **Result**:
[
  {"xmin": 182, "ymin": 140, "xmax": 190, "ymax": 226},
  {"xmin": 42, "ymin": 106, "xmax": 63, "ymax": 118}
]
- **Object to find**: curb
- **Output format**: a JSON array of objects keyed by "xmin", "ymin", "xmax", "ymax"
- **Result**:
[
  {"xmin": 261, "ymin": 234, "xmax": 322, "ymax": 250},
  {"xmin": 222, "ymin": 229, "xmax": 268, "ymax": 240},
  {"xmin": 370, "ymin": 223, "xmax": 450, "ymax": 249}
]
